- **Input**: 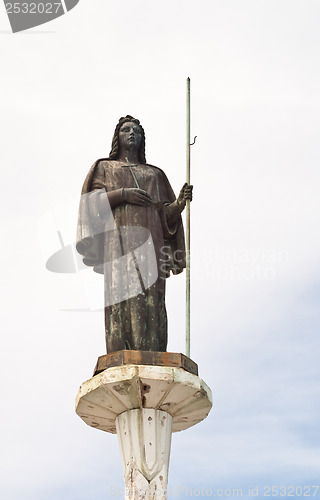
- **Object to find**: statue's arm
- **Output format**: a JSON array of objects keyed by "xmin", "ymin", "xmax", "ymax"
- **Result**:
[
  {"xmin": 97, "ymin": 188, "xmax": 152, "ymax": 209},
  {"xmin": 166, "ymin": 183, "xmax": 193, "ymax": 225},
  {"xmin": 166, "ymin": 199, "xmax": 184, "ymax": 225},
  {"xmin": 91, "ymin": 164, "xmax": 151, "ymax": 209},
  {"xmin": 90, "ymin": 163, "xmax": 125, "ymax": 209},
  {"xmin": 105, "ymin": 189, "xmax": 125, "ymax": 208}
]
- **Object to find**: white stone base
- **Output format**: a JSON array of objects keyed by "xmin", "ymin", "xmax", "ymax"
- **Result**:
[
  {"xmin": 116, "ymin": 409, "xmax": 172, "ymax": 500},
  {"xmin": 75, "ymin": 364, "xmax": 212, "ymax": 433},
  {"xmin": 75, "ymin": 365, "xmax": 212, "ymax": 500}
]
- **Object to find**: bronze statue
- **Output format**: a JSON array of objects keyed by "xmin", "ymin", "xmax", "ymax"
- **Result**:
[{"xmin": 77, "ymin": 116, "xmax": 193, "ymax": 353}]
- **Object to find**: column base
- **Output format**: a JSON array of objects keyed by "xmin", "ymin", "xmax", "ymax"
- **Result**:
[{"xmin": 75, "ymin": 355, "xmax": 213, "ymax": 500}]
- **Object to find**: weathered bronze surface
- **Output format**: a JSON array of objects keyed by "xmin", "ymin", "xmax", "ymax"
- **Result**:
[
  {"xmin": 77, "ymin": 116, "xmax": 193, "ymax": 353},
  {"xmin": 93, "ymin": 350, "xmax": 198, "ymax": 377}
]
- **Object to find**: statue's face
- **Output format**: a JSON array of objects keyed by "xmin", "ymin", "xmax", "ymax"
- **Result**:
[{"xmin": 119, "ymin": 121, "xmax": 142, "ymax": 151}]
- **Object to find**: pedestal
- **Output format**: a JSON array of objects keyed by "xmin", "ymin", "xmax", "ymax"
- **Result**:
[{"xmin": 75, "ymin": 352, "xmax": 212, "ymax": 499}]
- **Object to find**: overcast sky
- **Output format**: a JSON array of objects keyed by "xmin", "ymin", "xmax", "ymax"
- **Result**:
[{"xmin": 1, "ymin": 1, "xmax": 320, "ymax": 499}]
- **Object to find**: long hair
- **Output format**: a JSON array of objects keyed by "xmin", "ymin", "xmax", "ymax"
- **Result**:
[{"xmin": 108, "ymin": 115, "xmax": 147, "ymax": 163}]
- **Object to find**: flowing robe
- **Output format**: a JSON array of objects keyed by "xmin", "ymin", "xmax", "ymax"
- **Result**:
[{"xmin": 77, "ymin": 159, "xmax": 185, "ymax": 353}]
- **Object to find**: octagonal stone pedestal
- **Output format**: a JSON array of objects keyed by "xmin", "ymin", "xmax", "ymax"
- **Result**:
[{"xmin": 75, "ymin": 357, "xmax": 212, "ymax": 500}]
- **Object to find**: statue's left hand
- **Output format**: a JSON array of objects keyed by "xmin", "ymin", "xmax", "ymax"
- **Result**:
[{"xmin": 177, "ymin": 183, "xmax": 193, "ymax": 209}]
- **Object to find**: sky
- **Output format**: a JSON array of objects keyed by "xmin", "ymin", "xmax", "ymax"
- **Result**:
[{"xmin": 1, "ymin": 1, "xmax": 320, "ymax": 499}]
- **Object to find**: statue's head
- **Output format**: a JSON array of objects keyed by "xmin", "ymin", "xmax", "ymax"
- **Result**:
[{"xmin": 109, "ymin": 115, "xmax": 147, "ymax": 163}]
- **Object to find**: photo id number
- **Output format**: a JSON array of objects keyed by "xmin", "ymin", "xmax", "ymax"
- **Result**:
[
  {"xmin": 5, "ymin": 3, "xmax": 63, "ymax": 14},
  {"xmin": 263, "ymin": 486, "xmax": 320, "ymax": 497}
]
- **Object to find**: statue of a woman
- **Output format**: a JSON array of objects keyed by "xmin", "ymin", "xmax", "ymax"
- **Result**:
[{"xmin": 77, "ymin": 115, "xmax": 192, "ymax": 353}]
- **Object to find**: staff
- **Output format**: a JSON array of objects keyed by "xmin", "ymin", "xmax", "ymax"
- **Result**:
[
  {"xmin": 185, "ymin": 78, "xmax": 197, "ymax": 358},
  {"xmin": 186, "ymin": 78, "xmax": 191, "ymax": 358}
]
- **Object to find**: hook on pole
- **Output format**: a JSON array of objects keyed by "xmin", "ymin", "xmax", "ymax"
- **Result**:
[{"xmin": 190, "ymin": 136, "xmax": 197, "ymax": 146}]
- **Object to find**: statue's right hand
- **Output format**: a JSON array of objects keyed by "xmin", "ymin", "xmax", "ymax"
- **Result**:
[{"xmin": 123, "ymin": 188, "xmax": 152, "ymax": 206}]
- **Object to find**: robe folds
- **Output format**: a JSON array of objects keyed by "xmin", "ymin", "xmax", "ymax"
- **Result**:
[{"xmin": 77, "ymin": 159, "xmax": 186, "ymax": 353}]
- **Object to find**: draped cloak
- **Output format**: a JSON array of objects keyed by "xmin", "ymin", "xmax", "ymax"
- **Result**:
[{"xmin": 76, "ymin": 159, "xmax": 186, "ymax": 353}]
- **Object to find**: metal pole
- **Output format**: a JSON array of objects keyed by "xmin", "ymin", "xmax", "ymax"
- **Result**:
[{"xmin": 186, "ymin": 77, "xmax": 191, "ymax": 358}]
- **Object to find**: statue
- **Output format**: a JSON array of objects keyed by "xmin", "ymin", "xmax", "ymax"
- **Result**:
[{"xmin": 76, "ymin": 115, "xmax": 193, "ymax": 353}]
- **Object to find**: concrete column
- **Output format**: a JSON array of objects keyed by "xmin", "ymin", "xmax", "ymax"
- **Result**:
[{"xmin": 116, "ymin": 409, "xmax": 172, "ymax": 500}]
